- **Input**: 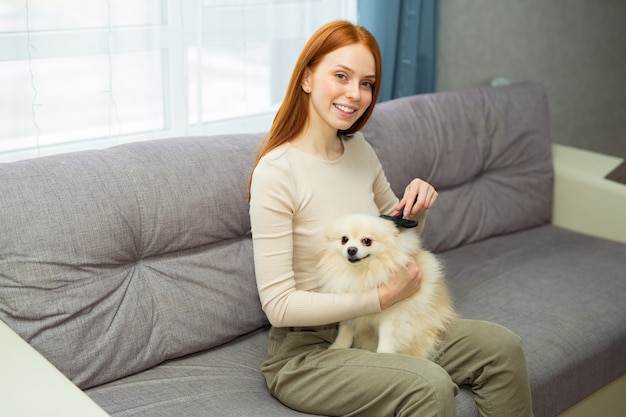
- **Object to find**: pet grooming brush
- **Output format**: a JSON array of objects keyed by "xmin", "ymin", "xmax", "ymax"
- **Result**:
[{"xmin": 379, "ymin": 211, "xmax": 419, "ymax": 229}]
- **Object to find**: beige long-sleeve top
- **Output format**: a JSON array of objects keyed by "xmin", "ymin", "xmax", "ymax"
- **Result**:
[{"xmin": 249, "ymin": 132, "xmax": 425, "ymax": 327}]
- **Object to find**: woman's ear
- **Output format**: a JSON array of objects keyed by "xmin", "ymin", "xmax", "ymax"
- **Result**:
[{"xmin": 301, "ymin": 67, "xmax": 311, "ymax": 94}]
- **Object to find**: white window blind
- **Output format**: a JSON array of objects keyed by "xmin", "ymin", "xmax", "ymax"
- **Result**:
[{"xmin": 0, "ymin": 0, "xmax": 357, "ymax": 162}]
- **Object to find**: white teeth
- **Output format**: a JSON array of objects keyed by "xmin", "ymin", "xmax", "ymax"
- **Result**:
[{"xmin": 335, "ymin": 104, "xmax": 356, "ymax": 113}]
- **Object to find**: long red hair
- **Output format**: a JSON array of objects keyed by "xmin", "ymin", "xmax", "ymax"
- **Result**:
[{"xmin": 247, "ymin": 20, "xmax": 382, "ymax": 199}]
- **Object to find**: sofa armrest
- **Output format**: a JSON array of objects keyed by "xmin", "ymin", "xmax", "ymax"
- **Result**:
[
  {"xmin": 0, "ymin": 320, "xmax": 111, "ymax": 417},
  {"xmin": 552, "ymin": 144, "xmax": 626, "ymax": 244}
]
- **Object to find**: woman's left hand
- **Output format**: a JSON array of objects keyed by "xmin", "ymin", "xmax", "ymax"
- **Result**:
[{"xmin": 396, "ymin": 178, "xmax": 438, "ymax": 218}]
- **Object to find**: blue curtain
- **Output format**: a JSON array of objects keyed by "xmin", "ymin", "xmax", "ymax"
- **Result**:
[{"xmin": 357, "ymin": 0, "xmax": 440, "ymax": 102}]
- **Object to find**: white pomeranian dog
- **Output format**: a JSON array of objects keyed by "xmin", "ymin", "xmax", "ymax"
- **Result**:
[{"xmin": 318, "ymin": 213, "xmax": 457, "ymax": 359}]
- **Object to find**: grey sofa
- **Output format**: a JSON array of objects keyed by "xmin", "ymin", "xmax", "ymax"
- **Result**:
[{"xmin": 1, "ymin": 81, "xmax": 625, "ymax": 417}]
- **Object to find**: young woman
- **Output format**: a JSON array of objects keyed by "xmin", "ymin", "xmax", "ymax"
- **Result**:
[{"xmin": 248, "ymin": 20, "xmax": 534, "ymax": 417}]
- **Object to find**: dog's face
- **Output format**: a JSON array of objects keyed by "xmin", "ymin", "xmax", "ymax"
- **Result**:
[
  {"xmin": 340, "ymin": 232, "xmax": 375, "ymax": 264},
  {"xmin": 319, "ymin": 213, "xmax": 422, "ymax": 290},
  {"xmin": 326, "ymin": 214, "xmax": 400, "ymax": 265}
]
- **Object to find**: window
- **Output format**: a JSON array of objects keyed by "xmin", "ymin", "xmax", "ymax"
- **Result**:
[{"xmin": 0, "ymin": 0, "xmax": 357, "ymax": 162}]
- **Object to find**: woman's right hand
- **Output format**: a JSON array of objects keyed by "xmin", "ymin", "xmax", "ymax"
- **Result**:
[{"xmin": 377, "ymin": 261, "xmax": 422, "ymax": 310}]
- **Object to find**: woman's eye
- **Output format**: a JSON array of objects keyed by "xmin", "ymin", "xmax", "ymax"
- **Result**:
[
  {"xmin": 361, "ymin": 80, "xmax": 374, "ymax": 89},
  {"xmin": 335, "ymin": 73, "xmax": 347, "ymax": 81}
]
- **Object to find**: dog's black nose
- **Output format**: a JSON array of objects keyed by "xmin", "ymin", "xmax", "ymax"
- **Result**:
[{"xmin": 347, "ymin": 246, "xmax": 358, "ymax": 256}]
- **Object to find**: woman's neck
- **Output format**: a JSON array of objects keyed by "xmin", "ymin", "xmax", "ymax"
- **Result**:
[{"xmin": 292, "ymin": 128, "xmax": 344, "ymax": 161}]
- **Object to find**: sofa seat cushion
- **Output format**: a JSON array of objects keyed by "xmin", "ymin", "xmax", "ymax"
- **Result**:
[
  {"xmin": 442, "ymin": 225, "xmax": 626, "ymax": 417},
  {"xmin": 85, "ymin": 328, "xmax": 315, "ymax": 417}
]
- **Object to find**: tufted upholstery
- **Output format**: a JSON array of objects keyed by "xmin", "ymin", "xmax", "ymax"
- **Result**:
[{"xmin": 0, "ymin": 134, "xmax": 266, "ymax": 389}]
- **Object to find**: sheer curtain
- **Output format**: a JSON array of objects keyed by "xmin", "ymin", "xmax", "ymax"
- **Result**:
[{"xmin": 0, "ymin": 0, "xmax": 357, "ymax": 162}]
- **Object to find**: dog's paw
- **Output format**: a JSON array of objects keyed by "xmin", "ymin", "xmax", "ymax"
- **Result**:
[{"xmin": 328, "ymin": 341, "xmax": 349, "ymax": 350}]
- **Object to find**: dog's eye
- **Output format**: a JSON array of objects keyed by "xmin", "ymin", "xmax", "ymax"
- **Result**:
[
  {"xmin": 362, "ymin": 238, "xmax": 372, "ymax": 247},
  {"xmin": 341, "ymin": 236, "xmax": 349, "ymax": 245}
]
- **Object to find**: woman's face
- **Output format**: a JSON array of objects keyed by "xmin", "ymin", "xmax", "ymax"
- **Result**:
[{"xmin": 302, "ymin": 43, "xmax": 376, "ymax": 135}]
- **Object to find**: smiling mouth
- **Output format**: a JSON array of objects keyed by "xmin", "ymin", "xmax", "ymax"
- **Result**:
[
  {"xmin": 334, "ymin": 104, "xmax": 357, "ymax": 115},
  {"xmin": 348, "ymin": 254, "xmax": 370, "ymax": 263}
]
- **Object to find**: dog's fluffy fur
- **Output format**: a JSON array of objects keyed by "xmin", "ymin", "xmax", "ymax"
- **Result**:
[{"xmin": 317, "ymin": 213, "xmax": 457, "ymax": 359}]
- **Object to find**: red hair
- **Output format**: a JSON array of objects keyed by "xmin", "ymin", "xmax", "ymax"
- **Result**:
[{"xmin": 247, "ymin": 20, "xmax": 382, "ymax": 199}]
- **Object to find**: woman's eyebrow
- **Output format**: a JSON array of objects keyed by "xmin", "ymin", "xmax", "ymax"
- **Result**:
[{"xmin": 336, "ymin": 64, "xmax": 376, "ymax": 80}]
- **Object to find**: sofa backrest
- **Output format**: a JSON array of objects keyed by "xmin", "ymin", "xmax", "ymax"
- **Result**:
[
  {"xmin": 362, "ymin": 81, "xmax": 553, "ymax": 252},
  {"xmin": 0, "ymin": 134, "xmax": 267, "ymax": 389}
]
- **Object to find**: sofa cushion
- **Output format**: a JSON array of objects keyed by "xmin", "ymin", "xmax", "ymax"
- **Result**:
[
  {"xmin": 85, "ymin": 328, "xmax": 316, "ymax": 417},
  {"xmin": 0, "ymin": 134, "xmax": 267, "ymax": 389},
  {"xmin": 442, "ymin": 225, "xmax": 626, "ymax": 417},
  {"xmin": 362, "ymin": 81, "xmax": 553, "ymax": 252}
]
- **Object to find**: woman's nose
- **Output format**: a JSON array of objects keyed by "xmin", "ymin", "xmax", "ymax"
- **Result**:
[{"xmin": 345, "ymin": 81, "xmax": 361, "ymax": 101}]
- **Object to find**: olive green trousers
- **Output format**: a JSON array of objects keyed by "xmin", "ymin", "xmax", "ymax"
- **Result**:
[{"xmin": 261, "ymin": 319, "xmax": 534, "ymax": 417}]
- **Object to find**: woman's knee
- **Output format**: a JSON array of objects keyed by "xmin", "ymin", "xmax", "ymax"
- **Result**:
[
  {"xmin": 458, "ymin": 320, "xmax": 521, "ymax": 352},
  {"xmin": 481, "ymin": 322, "xmax": 525, "ymax": 363},
  {"xmin": 390, "ymin": 355, "xmax": 458, "ymax": 414}
]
